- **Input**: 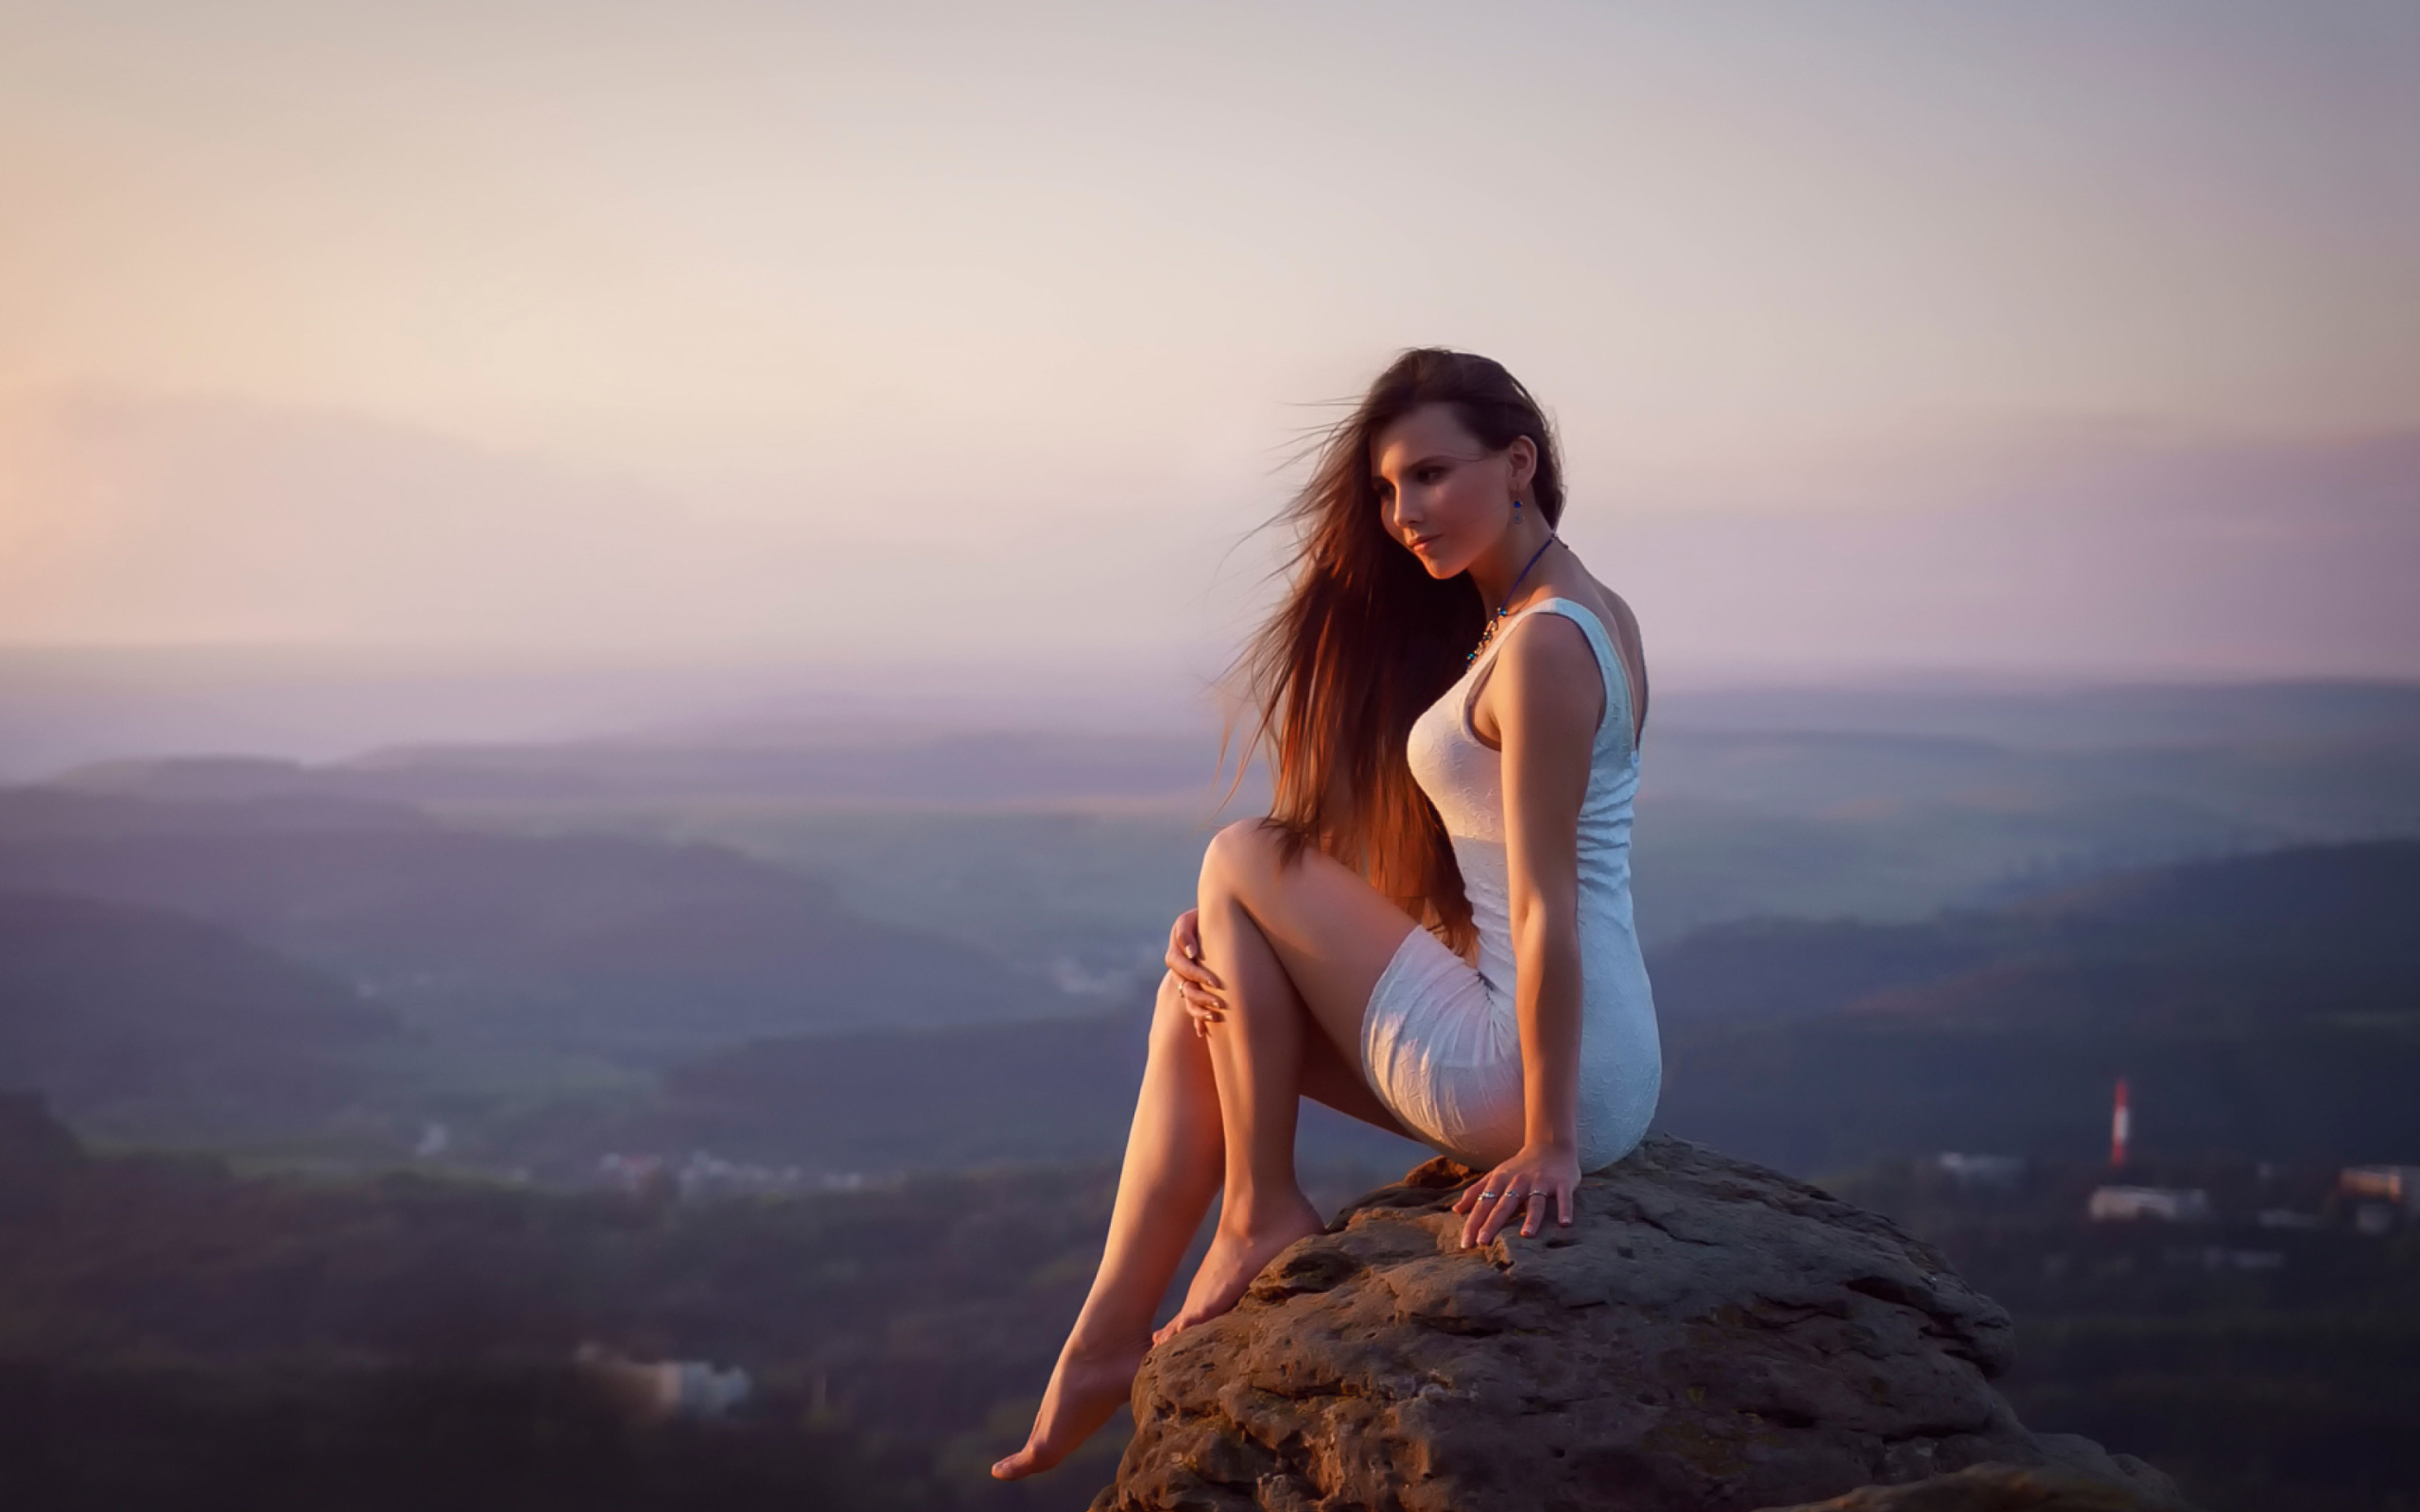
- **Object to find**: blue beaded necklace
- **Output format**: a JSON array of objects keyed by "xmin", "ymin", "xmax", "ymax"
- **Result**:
[{"xmin": 1467, "ymin": 510, "xmax": 1561, "ymax": 665}]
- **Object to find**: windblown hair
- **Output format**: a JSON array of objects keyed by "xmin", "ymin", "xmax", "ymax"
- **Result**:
[{"xmin": 1219, "ymin": 348, "xmax": 1567, "ymax": 959}]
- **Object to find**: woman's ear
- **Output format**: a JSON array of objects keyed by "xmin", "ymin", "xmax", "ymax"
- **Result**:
[{"xmin": 1507, "ymin": 436, "xmax": 1538, "ymax": 496}]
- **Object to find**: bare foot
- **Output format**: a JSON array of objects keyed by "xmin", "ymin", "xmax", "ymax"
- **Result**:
[
  {"xmin": 991, "ymin": 1334, "xmax": 1148, "ymax": 1481},
  {"xmin": 1150, "ymin": 1195, "xmax": 1325, "ymax": 1346}
]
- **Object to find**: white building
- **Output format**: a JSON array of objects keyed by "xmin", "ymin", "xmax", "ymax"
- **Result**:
[
  {"xmin": 2087, "ymin": 1185, "xmax": 2211, "ymax": 1222},
  {"xmin": 575, "ymin": 1344, "xmax": 753, "ymax": 1421},
  {"xmin": 2340, "ymin": 1165, "xmax": 2420, "ymax": 1215},
  {"xmin": 1934, "ymin": 1152, "xmax": 2025, "ymax": 1187}
]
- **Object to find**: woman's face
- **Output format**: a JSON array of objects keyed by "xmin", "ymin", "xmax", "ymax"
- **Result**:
[{"xmin": 1371, "ymin": 403, "xmax": 1536, "ymax": 579}]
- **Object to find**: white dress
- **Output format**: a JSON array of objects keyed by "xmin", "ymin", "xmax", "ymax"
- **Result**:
[{"xmin": 1357, "ymin": 595, "xmax": 1663, "ymax": 1172}]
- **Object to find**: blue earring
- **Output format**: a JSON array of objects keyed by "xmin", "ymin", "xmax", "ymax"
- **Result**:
[{"xmin": 1512, "ymin": 497, "xmax": 1523, "ymax": 509}]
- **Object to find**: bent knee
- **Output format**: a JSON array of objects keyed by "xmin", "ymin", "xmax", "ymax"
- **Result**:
[{"xmin": 1200, "ymin": 816, "xmax": 1288, "ymax": 894}]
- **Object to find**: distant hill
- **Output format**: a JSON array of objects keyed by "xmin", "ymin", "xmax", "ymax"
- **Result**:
[
  {"xmin": 1654, "ymin": 842, "xmax": 2420, "ymax": 1172},
  {"xmin": 0, "ymin": 782, "xmax": 441, "ymax": 840},
  {"xmin": 2014, "ymin": 840, "xmax": 2420, "ymax": 959},
  {"xmin": 0, "ymin": 889, "xmax": 396, "ymax": 1128},
  {"xmin": 1631, "ymin": 722, "xmax": 2420, "ymax": 941},
  {"xmin": 36, "ymin": 697, "xmax": 2420, "ymax": 959},
  {"xmin": 1650, "ymin": 841, "xmax": 2420, "ymax": 1026},
  {"xmin": 44, "ymin": 732, "xmax": 1243, "ymax": 810},
  {"xmin": 517, "ymin": 1013, "xmax": 1155, "ymax": 1173},
  {"xmin": 1656, "ymin": 678, "xmax": 2420, "ymax": 749},
  {"xmin": 0, "ymin": 785, "xmax": 1092, "ymax": 1057},
  {"xmin": 500, "ymin": 1006, "xmax": 1428, "ymax": 1177},
  {"xmin": 525, "ymin": 842, "xmax": 2420, "ymax": 1179},
  {"xmin": 1651, "ymin": 842, "xmax": 2420, "ymax": 1037}
]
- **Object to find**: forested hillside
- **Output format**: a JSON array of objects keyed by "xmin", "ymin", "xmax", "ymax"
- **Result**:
[
  {"xmin": 1654, "ymin": 841, "xmax": 2420, "ymax": 1171},
  {"xmin": 0, "ymin": 889, "xmax": 394, "ymax": 1133},
  {"xmin": 0, "ymin": 786, "xmax": 1092, "ymax": 1057}
]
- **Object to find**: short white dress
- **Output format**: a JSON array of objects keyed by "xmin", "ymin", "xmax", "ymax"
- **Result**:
[{"xmin": 1358, "ymin": 595, "xmax": 1662, "ymax": 1173}]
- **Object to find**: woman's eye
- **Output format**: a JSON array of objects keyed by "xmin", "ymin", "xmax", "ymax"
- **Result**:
[{"xmin": 1416, "ymin": 465, "xmax": 1446, "ymax": 483}]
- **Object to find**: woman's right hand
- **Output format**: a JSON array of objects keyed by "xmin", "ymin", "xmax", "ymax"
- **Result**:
[{"xmin": 1165, "ymin": 908, "xmax": 1227, "ymax": 1038}]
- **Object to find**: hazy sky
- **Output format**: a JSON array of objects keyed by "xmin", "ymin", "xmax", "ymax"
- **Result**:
[{"xmin": 3, "ymin": 0, "xmax": 2415, "ymax": 683}]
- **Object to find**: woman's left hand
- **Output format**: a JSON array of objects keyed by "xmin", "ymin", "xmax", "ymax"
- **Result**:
[{"xmin": 1453, "ymin": 1142, "xmax": 1582, "ymax": 1248}]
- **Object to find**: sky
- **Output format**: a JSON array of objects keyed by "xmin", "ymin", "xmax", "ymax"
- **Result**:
[{"xmin": 2, "ymin": 0, "xmax": 2415, "ymax": 700}]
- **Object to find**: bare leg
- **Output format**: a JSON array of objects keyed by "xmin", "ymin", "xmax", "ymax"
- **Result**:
[
  {"xmin": 1156, "ymin": 893, "xmax": 1325, "ymax": 1341},
  {"xmin": 1157, "ymin": 820, "xmax": 1426, "ymax": 1342},
  {"xmin": 993, "ymin": 971, "xmax": 1222, "ymax": 1481},
  {"xmin": 1000, "ymin": 816, "xmax": 1428, "ymax": 1469}
]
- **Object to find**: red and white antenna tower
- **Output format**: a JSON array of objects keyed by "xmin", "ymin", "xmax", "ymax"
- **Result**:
[{"xmin": 2110, "ymin": 1076, "xmax": 2131, "ymax": 1168}]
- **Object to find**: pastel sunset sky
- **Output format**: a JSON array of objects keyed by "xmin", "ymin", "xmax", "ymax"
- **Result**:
[{"xmin": 3, "ymin": 0, "xmax": 2414, "ymax": 693}]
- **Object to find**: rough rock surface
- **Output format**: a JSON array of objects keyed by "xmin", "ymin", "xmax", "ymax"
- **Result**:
[{"xmin": 1092, "ymin": 1136, "xmax": 2187, "ymax": 1512}]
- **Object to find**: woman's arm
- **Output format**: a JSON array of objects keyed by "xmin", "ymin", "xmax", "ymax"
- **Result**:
[{"xmin": 1452, "ymin": 611, "xmax": 1605, "ymax": 1248}]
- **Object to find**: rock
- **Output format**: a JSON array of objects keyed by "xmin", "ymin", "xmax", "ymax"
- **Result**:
[{"xmin": 1092, "ymin": 1136, "xmax": 2189, "ymax": 1512}]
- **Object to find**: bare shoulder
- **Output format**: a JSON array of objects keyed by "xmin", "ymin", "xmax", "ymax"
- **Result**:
[
  {"xmin": 1492, "ymin": 608, "xmax": 1605, "ymax": 738},
  {"xmin": 1503, "ymin": 601, "xmax": 1601, "ymax": 677}
]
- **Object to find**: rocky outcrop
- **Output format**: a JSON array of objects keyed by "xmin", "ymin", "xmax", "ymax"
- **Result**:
[{"xmin": 1093, "ymin": 1136, "xmax": 2187, "ymax": 1512}]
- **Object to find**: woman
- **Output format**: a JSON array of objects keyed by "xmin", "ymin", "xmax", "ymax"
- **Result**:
[{"xmin": 994, "ymin": 348, "xmax": 1660, "ymax": 1481}]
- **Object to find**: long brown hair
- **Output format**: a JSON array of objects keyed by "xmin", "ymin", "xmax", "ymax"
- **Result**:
[{"xmin": 1219, "ymin": 348, "xmax": 1568, "ymax": 957}]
